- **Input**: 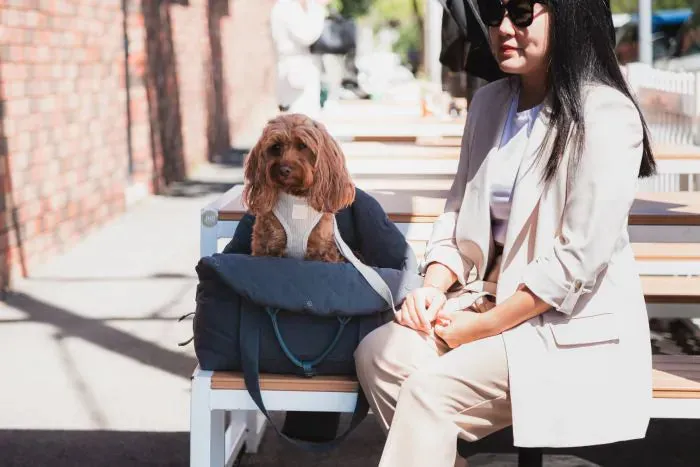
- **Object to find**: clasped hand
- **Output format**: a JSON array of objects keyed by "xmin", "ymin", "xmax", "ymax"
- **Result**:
[{"xmin": 395, "ymin": 287, "xmax": 492, "ymax": 348}]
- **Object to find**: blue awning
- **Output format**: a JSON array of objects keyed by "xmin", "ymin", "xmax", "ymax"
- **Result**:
[{"xmin": 628, "ymin": 8, "xmax": 692, "ymax": 30}]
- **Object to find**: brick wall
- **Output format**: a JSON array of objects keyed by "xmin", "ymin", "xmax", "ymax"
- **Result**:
[{"xmin": 0, "ymin": 0, "xmax": 277, "ymax": 289}]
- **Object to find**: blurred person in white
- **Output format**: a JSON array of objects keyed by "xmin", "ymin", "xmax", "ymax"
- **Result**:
[{"xmin": 270, "ymin": 0, "xmax": 330, "ymax": 118}]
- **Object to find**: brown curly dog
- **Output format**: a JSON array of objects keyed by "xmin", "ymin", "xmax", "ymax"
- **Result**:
[{"xmin": 242, "ymin": 113, "xmax": 355, "ymax": 262}]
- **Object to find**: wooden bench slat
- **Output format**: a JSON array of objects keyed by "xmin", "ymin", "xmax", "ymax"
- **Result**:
[
  {"xmin": 631, "ymin": 192, "xmax": 700, "ymax": 226},
  {"xmin": 653, "ymin": 370, "xmax": 700, "ymax": 382},
  {"xmin": 654, "ymin": 355, "xmax": 700, "ymax": 363},
  {"xmin": 653, "ymin": 144, "xmax": 700, "ymax": 160},
  {"xmin": 652, "ymin": 390, "xmax": 700, "ymax": 399},
  {"xmin": 632, "ymin": 242, "xmax": 700, "ymax": 260},
  {"xmin": 211, "ymin": 373, "xmax": 359, "ymax": 392},
  {"xmin": 210, "ymin": 358, "xmax": 700, "ymax": 400},
  {"xmin": 654, "ymin": 363, "xmax": 700, "ymax": 371},
  {"xmin": 641, "ymin": 276, "xmax": 700, "ymax": 303}
]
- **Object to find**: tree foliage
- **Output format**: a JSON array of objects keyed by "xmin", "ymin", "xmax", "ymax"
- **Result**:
[{"xmin": 330, "ymin": 0, "xmax": 375, "ymax": 18}]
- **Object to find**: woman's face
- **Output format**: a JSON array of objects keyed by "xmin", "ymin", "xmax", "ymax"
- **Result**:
[{"xmin": 488, "ymin": 0, "xmax": 552, "ymax": 77}]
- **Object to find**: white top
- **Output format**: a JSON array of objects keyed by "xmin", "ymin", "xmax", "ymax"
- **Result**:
[{"xmin": 490, "ymin": 91, "xmax": 543, "ymax": 246}]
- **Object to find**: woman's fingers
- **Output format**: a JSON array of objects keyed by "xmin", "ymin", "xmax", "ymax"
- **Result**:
[
  {"xmin": 396, "ymin": 293, "xmax": 429, "ymax": 331},
  {"xmin": 435, "ymin": 306, "xmax": 457, "ymax": 323},
  {"xmin": 425, "ymin": 292, "xmax": 446, "ymax": 321},
  {"xmin": 395, "ymin": 302, "xmax": 409, "ymax": 326},
  {"xmin": 396, "ymin": 289, "xmax": 451, "ymax": 332},
  {"xmin": 398, "ymin": 294, "xmax": 419, "ymax": 330},
  {"xmin": 407, "ymin": 293, "xmax": 430, "ymax": 331},
  {"xmin": 412, "ymin": 289, "xmax": 431, "ymax": 330}
]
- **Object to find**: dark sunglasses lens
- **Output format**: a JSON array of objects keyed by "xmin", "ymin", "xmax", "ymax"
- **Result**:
[
  {"xmin": 481, "ymin": 1, "xmax": 506, "ymax": 27},
  {"xmin": 510, "ymin": 0, "xmax": 535, "ymax": 27}
]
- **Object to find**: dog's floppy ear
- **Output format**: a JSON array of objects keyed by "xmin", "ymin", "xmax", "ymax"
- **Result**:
[
  {"xmin": 308, "ymin": 121, "xmax": 355, "ymax": 213},
  {"xmin": 242, "ymin": 135, "xmax": 277, "ymax": 215}
]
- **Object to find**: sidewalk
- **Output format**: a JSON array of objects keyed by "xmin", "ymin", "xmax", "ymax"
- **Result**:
[{"xmin": 0, "ymin": 163, "xmax": 698, "ymax": 467}]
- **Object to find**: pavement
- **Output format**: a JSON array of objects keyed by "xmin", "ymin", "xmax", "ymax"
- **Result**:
[{"xmin": 0, "ymin": 162, "xmax": 698, "ymax": 467}]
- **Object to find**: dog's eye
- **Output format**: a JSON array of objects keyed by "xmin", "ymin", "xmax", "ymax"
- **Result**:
[
  {"xmin": 269, "ymin": 143, "xmax": 282, "ymax": 154},
  {"xmin": 297, "ymin": 142, "xmax": 307, "ymax": 150}
]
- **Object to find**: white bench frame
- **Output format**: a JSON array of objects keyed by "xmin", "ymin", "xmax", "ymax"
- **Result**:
[
  {"xmin": 190, "ymin": 366, "xmax": 700, "ymax": 467},
  {"xmin": 193, "ymin": 185, "xmax": 700, "ymax": 466},
  {"xmin": 190, "ymin": 367, "xmax": 359, "ymax": 467}
]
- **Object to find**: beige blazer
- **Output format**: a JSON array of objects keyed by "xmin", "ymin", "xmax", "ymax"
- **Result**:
[{"xmin": 421, "ymin": 78, "xmax": 652, "ymax": 447}]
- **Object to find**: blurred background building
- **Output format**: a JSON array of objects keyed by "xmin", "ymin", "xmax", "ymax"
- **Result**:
[{"xmin": 4, "ymin": 0, "xmax": 700, "ymax": 291}]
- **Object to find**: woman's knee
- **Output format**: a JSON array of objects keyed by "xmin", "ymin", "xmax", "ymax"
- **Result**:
[
  {"xmin": 354, "ymin": 321, "xmax": 428, "ymax": 383},
  {"xmin": 354, "ymin": 321, "xmax": 396, "ymax": 377},
  {"xmin": 399, "ymin": 369, "xmax": 444, "ymax": 412}
]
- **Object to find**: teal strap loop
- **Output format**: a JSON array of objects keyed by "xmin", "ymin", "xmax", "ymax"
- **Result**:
[{"xmin": 266, "ymin": 307, "xmax": 352, "ymax": 377}]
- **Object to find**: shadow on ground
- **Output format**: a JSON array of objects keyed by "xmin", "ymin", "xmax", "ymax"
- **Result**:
[
  {"xmin": 160, "ymin": 179, "xmax": 237, "ymax": 198},
  {"xmin": 0, "ymin": 418, "xmax": 698, "ymax": 467},
  {"xmin": 0, "ymin": 430, "xmax": 189, "ymax": 467},
  {"xmin": 3, "ymin": 291, "xmax": 196, "ymax": 380},
  {"xmin": 211, "ymin": 147, "xmax": 249, "ymax": 167},
  {"xmin": 159, "ymin": 147, "xmax": 250, "ymax": 198}
]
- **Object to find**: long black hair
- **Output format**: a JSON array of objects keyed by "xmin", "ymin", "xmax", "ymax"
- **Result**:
[{"xmin": 540, "ymin": 0, "xmax": 656, "ymax": 182}]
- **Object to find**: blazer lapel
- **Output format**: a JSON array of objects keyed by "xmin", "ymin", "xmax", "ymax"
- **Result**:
[
  {"xmin": 456, "ymin": 80, "xmax": 514, "ymax": 279},
  {"xmin": 502, "ymin": 103, "xmax": 553, "ymax": 259}
]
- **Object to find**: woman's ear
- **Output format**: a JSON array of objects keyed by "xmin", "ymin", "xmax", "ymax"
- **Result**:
[
  {"xmin": 307, "ymin": 123, "xmax": 355, "ymax": 212},
  {"xmin": 242, "ymin": 138, "xmax": 277, "ymax": 215}
]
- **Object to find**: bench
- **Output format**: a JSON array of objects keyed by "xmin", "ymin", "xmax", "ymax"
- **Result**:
[
  {"xmin": 201, "ymin": 185, "xmax": 700, "ymax": 259},
  {"xmin": 193, "ymin": 185, "xmax": 700, "ymax": 466},
  {"xmin": 408, "ymin": 240, "xmax": 700, "ymax": 277},
  {"xmin": 190, "ymin": 355, "xmax": 700, "ymax": 466}
]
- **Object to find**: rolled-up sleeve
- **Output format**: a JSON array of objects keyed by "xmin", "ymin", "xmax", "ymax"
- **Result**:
[
  {"xmin": 419, "ymin": 102, "xmax": 478, "ymax": 285},
  {"xmin": 521, "ymin": 87, "xmax": 645, "ymax": 315}
]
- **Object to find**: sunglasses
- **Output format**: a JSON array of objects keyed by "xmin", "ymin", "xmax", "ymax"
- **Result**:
[{"xmin": 480, "ymin": 0, "xmax": 547, "ymax": 28}]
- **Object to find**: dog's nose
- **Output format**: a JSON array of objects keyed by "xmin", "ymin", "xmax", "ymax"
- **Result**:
[{"xmin": 279, "ymin": 165, "xmax": 292, "ymax": 177}]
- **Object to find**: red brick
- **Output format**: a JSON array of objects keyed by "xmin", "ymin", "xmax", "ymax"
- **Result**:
[{"xmin": 0, "ymin": 0, "xmax": 275, "ymax": 281}]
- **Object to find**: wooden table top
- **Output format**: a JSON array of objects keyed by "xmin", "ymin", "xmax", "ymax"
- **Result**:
[
  {"xmin": 326, "ymin": 120, "xmax": 467, "ymax": 142},
  {"xmin": 341, "ymin": 141, "xmax": 459, "ymax": 160},
  {"xmin": 340, "ymin": 141, "xmax": 700, "ymax": 160},
  {"xmin": 218, "ymin": 185, "xmax": 700, "ymax": 226}
]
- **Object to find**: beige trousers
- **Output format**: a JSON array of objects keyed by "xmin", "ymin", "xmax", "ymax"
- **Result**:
[{"xmin": 354, "ymin": 321, "xmax": 512, "ymax": 467}]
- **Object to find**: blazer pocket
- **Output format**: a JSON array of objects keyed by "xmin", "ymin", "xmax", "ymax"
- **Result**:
[{"xmin": 548, "ymin": 313, "xmax": 620, "ymax": 347}]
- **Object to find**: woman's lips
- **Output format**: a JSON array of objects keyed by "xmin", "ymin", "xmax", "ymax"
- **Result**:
[{"xmin": 500, "ymin": 45, "xmax": 519, "ymax": 53}]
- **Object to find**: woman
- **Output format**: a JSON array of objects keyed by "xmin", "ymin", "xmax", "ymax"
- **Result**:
[
  {"xmin": 354, "ymin": 1, "xmax": 656, "ymax": 466},
  {"xmin": 270, "ymin": 0, "xmax": 329, "ymax": 118}
]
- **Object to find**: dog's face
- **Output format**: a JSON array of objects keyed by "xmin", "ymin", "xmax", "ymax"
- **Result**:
[
  {"xmin": 262, "ymin": 119, "xmax": 317, "ymax": 195},
  {"xmin": 243, "ymin": 113, "xmax": 355, "ymax": 214}
]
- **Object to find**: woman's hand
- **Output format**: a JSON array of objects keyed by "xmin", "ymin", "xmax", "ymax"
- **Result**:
[
  {"xmin": 395, "ymin": 286, "xmax": 446, "ymax": 332},
  {"xmin": 434, "ymin": 308, "xmax": 495, "ymax": 348}
]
